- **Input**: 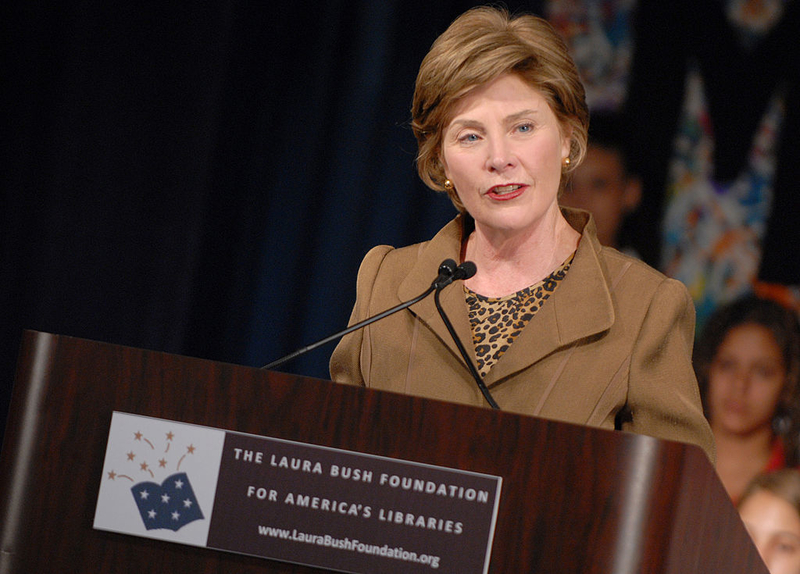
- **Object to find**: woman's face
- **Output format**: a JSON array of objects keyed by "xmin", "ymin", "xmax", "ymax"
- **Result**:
[
  {"xmin": 707, "ymin": 323, "xmax": 786, "ymax": 437},
  {"xmin": 740, "ymin": 490, "xmax": 800, "ymax": 574},
  {"xmin": 440, "ymin": 73, "xmax": 570, "ymax": 237}
]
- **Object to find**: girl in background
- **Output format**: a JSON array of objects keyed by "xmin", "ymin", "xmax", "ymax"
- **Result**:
[{"xmin": 695, "ymin": 296, "xmax": 800, "ymax": 503}]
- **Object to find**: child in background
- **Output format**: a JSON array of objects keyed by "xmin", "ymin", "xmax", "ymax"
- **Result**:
[
  {"xmin": 695, "ymin": 296, "xmax": 800, "ymax": 503},
  {"xmin": 739, "ymin": 469, "xmax": 800, "ymax": 574},
  {"xmin": 560, "ymin": 111, "xmax": 641, "ymax": 255}
]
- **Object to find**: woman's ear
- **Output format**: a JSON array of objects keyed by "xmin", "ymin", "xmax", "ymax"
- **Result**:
[
  {"xmin": 438, "ymin": 157, "xmax": 451, "ymax": 186},
  {"xmin": 561, "ymin": 125, "xmax": 573, "ymax": 160}
]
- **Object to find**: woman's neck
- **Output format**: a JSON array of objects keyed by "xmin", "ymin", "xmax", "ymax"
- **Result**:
[
  {"xmin": 713, "ymin": 424, "xmax": 775, "ymax": 502},
  {"xmin": 463, "ymin": 213, "xmax": 580, "ymax": 297}
]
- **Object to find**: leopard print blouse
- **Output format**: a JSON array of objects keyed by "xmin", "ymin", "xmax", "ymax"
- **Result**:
[{"xmin": 465, "ymin": 254, "xmax": 574, "ymax": 377}]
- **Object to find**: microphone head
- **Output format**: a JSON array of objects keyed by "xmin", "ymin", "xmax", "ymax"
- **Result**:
[
  {"xmin": 438, "ymin": 259, "xmax": 457, "ymax": 276},
  {"xmin": 433, "ymin": 259, "xmax": 475, "ymax": 289},
  {"xmin": 457, "ymin": 261, "xmax": 477, "ymax": 280}
]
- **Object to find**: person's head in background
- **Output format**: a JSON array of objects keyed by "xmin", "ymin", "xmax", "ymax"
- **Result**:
[
  {"xmin": 559, "ymin": 111, "xmax": 641, "ymax": 250},
  {"xmin": 694, "ymin": 296, "xmax": 800, "ymax": 501},
  {"xmin": 739, "ymin": 470, "xmax": 800, "ymax": 574}
]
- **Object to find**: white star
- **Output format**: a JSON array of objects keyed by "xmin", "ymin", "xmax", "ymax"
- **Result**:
[
  {"xmin": 183, "ymin": 498, "xmax": 193, "ymax": 508},
  {"xmin": 139, "ymin": 490, "xmax": 149, "ymax": 500},
  {"xmin": 172, "ymin": 511, "xmax": 180, "ymax": 521},
  {"xmin": 174, "ymin": 479, "xmax": 184, "ymax": 489},
  {"xmin": 161, "ymin": 493, "xmax": 170, "ymax": 504},
  {"xmin": 147, "ymin": 509, "xmax": 157, "ymax": 519}
]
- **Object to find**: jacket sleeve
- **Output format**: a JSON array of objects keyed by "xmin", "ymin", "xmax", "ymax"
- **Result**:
[
  {"xmin": 329, "ymin": 245, "xmax": 394, "ymax": 386},
  {"xmin": 624, "ymin": 278, "xmax": 716, "ymax": 463}
]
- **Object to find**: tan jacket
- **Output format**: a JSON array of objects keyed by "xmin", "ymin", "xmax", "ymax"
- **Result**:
[{"xmin": 330, "ymin": 209, "xmax": 715, "ymax": 461}]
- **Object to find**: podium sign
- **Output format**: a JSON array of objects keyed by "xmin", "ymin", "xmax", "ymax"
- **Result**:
[{"xmin": 94, "ymin": 412, "xmax": 502, "ymax": 573}]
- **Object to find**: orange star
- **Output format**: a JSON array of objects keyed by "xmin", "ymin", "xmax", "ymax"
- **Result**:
[
  {"xmin": 134, "ymin": 431, "xmax": 143, "ymax": 441},
  {"xmin": 187, "ymin": 444, "xmax": 196, "ymax": 455},
  {"xmin": 127, "ymin": 451, "xmax": 136, "ymax": 461},
  {"xmin": 166, "ymin": 432, "xmax": 174, "ymax": 441},
  {"xmin": 107, "ymin": 470, "xmax": 117, "ymax": 480},
  {"xmin": 140, "ymin": 461, "xmax": 149, "ymax": 472},
  {"xmin": 159, "ymin": 458, "xmax": 167, "ymax": 468}
]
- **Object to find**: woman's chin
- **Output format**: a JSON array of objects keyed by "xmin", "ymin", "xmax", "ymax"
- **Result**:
[{"xmin": 714, "ymin": 418, "xmax": 774, "ymax": 439}]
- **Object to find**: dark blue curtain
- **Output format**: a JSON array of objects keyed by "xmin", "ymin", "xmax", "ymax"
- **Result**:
[{"xmin": 0, "ymin": 1, "xmax": 545, "ymax": 435}]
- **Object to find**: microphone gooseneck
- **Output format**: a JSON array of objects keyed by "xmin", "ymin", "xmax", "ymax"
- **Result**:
[
  {"xmin": 433, "ymin": 263, "xmax": 500, "ymax": 410},
  {"xmin": 263, "ymin": 257, "xmax": 499, "ymax": 411},
  {"xmin": 261, "ymin": 258, "xmax": 458, "ymax": 371}
]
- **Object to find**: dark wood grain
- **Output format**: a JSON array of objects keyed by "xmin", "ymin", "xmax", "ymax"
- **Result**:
[{"xmin": 0, "ymin": 331, "xmax": 767, "ymax": 573}]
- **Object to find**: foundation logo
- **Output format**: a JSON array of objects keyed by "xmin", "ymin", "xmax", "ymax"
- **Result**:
[
  {"xmin": 106, "ymin": 429, "xmax": 204, "ymax": 531},
  {"xmin": 131, "ymin": 472, "xmax": 203, "ymax": 531},
  {"xmin": 94, "ymin": 412, "xmax": 226, "ymax": 544}
]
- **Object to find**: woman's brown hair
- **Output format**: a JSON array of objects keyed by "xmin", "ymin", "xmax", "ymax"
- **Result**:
[{"xmin": 739, "ymin": 469, "xmax": 800, "ymax": 518}]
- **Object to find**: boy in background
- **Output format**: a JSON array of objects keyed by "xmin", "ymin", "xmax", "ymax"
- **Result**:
[{"xmin": 561, "ymin": 112, "xmax": 642, "ymax": 256}]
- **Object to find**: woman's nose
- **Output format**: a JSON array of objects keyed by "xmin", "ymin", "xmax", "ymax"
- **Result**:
[
  {"xmin": 485, "ymin": 138, "xmax": 516, "ymax": 173},
  {"xmin": 730, "ymin": 369, "xmax": 751, "ymax": 392}
]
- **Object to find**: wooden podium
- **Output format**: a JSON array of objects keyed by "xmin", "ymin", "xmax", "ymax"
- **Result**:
[{"xmin": 0, "ymin": 331, "xmax": 766, "ymax": 573}]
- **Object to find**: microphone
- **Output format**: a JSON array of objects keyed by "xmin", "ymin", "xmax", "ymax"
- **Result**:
[
  {"xmin": 454, "ymin": 261, "xmax": 477, "ymax": 281},
  {"xmin": 433, "ymin": 258, "xmax": 458, "ymax": 288},
  {"xmin": 433, "ymin": 262, "xmax": 500, "ymax": 410},
  {"xmin": 432, "ymin": 260, "xmax": 475, "ymax": 289},
  {"xmin": 261, "ymin": 259, "xmax": 461, "ymax": 371}
]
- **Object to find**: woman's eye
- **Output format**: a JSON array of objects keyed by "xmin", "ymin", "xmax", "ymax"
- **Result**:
[
  {"xmin": 459, "ymin": 133, "xmax": 479, "ymax": 143},
  {"xmin": 754, "ymin": 366, "xmax": 778, "ymax": 379},
  {"xmin": 516, "ymin": 123, "xmax": 533, "ymax": 133}
]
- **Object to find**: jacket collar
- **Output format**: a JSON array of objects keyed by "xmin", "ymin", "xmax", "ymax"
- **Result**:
[{"xmin": 397, "ymin": 208, "xmax": 616, "ymax": 384}]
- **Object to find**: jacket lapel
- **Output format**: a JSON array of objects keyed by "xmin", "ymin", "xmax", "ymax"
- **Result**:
[
  {"xmin": 481, "ymin": 210, "xmax": 616, "ymax": 385},
  {"xmin": 396, "ymin": 217, "xmax": 479, "ymax": 366}
]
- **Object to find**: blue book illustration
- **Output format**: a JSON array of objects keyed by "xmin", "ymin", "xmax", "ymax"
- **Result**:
[{"xmin": 131, "ymin": 472, "xmax": 204, "ymax": 531}]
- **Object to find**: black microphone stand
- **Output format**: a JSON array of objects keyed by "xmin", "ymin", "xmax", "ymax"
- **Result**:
[{"xmin": 433, "ymin": 281, "xmax": 500, "ymax": 410}]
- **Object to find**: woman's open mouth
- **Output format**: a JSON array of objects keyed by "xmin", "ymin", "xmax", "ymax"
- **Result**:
[{"xmin": 487, "ymin": 184, "xmax": 525, "ymax": 200}]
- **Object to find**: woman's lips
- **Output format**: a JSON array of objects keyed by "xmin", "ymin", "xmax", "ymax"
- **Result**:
[{"xmin": 487, "ymin": 184, "xmax": 525, "ymax": 200}]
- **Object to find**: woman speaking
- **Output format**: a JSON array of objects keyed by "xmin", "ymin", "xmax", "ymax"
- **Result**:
[{"xmin": 330, "ymin": 6, "xmax": 714, "ymax": 461}]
